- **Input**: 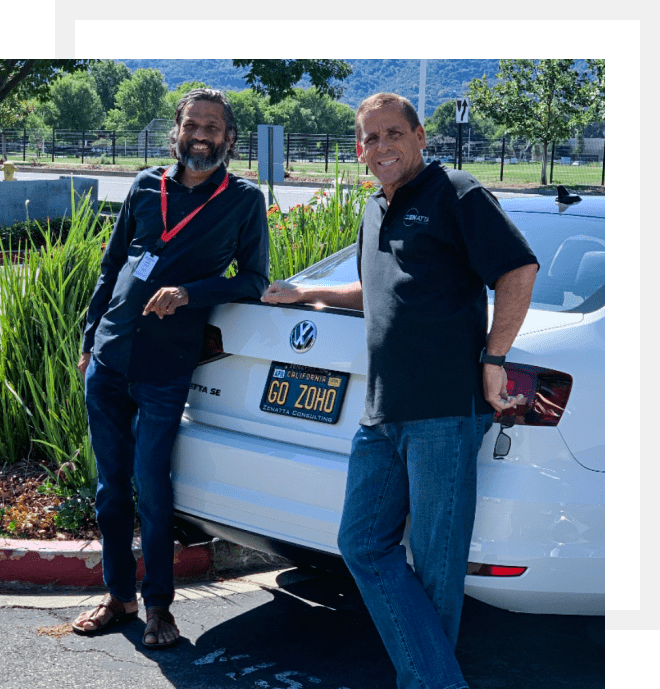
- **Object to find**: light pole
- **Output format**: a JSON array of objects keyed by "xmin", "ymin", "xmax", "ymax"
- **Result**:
[{"xmin": 418, "ymin": 59, "xmax": 427, "ymax": 157}]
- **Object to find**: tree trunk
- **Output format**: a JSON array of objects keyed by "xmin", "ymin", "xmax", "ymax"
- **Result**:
[{"xmin": 540, "ymin": 141, "xmax": 548, "ymax": 185}]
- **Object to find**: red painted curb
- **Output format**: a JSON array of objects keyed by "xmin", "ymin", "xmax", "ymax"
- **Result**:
[{"xmin": 0, "ymin": 537, "xmax": 213, "ymax": 588}]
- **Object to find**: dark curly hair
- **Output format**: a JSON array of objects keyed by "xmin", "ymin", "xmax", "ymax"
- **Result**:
[{"xmin": 168, "ymin": 88, "xmax": 238, "ymax": 164}]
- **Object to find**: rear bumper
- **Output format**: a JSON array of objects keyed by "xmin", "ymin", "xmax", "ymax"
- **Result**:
[
  {"xmin": 465, "ymin": 555, "xmax": 604, "ymax": 615},
  {"xmin": 171, "ymin": 417, "xmax": 348, "ymax": 555},
  {"xmin": 172, "ymin": 417, "xmax": 604, "ymax": 615}
]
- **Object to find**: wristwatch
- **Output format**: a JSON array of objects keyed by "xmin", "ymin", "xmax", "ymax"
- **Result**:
[{"xmin": 480, "ymin": 347, "xmax": 506, "ymax": 366}]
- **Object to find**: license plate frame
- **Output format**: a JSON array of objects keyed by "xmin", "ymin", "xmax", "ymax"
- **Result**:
[{"xmin": 260, "ymin": 362, "xmax": 350, "ymax": 425}]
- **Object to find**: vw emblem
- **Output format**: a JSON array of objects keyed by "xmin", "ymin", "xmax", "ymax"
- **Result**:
[{"xmin": 290, "ymin": 320, "xmax": 317, "ymax": 353}]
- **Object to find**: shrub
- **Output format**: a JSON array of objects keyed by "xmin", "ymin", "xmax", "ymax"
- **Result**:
[{"xmin": 0, "ymin": 186, "xmax": 111, "ymax": 498}]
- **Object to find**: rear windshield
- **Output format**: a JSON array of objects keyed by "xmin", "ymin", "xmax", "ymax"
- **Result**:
[{"xmin": 294, "ymin": 209, "xmax": 605, "ymax": 314}]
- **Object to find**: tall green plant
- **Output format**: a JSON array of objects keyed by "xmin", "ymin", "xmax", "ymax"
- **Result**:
[
  {"xmin": 0, "ymin": 188, "xmax": 111, "ymax": 492},
  {"xmin": 267, "ymin": 155, "xmax": 374, "ymax": 281}
]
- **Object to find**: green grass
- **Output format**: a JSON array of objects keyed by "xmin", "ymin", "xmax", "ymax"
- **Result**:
[{"xmin": 9, "ymin": 153, "xmax": 603, "ymax": 190}]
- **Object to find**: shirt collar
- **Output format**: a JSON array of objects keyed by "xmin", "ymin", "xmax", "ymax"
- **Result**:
[
  {"xmin": 167, "ymin": 161, "xmax": 228, "ymax": 187},
  {"xmin": 373, "ymin": 160, "xmax": 440, "ymax": 202}
]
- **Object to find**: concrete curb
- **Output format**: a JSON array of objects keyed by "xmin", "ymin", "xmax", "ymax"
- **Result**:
[{"xmin": 0, "ymin": 537, "xmax": 213, "ymax": 588}]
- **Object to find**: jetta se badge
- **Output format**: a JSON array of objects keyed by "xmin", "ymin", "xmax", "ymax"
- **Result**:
[{"xmin": 290, "ymin": 321, "xmax": 317, "ymax": 353}]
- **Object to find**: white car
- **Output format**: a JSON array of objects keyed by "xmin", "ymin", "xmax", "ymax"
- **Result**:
[{"xmin": 171, "ymin": 193, "xmax": 604, "ymax": 616}]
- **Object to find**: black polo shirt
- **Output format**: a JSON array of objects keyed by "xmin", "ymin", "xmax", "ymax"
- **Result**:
[
  {"xmin": 82, "ymin": 162, "xmax": 269, "ymax": 383},
  {"xmin": 357, "ymin": 162, "xmax": 538, "ymax": 425}
]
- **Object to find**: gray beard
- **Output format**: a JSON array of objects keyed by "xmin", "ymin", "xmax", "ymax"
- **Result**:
[{"xmin": 176, "ymin": 138, "xmax": 228, "ymax": 172}]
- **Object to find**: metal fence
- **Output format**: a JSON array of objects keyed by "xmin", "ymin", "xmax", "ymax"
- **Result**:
[{"xmin": 1, "ymin": 128, "xmax": 604, "ymax": 186}]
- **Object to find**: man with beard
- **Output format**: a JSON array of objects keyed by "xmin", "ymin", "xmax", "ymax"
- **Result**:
[{"xmin": 71, "ymin": 89, "xmax": 269, "ymax": 647}]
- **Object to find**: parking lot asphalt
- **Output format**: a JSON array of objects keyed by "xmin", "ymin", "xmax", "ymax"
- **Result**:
[{"xmin": 1, "ymin": 563, "xmax": 604, "ymax": 689}]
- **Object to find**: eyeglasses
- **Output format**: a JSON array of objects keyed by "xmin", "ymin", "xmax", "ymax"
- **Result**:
[{"xmin": 493, "ymin": 414, "xmax": 516, "ymax": 459}]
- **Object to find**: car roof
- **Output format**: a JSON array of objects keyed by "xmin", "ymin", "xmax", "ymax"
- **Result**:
[{"xmin": 498, "ymin": 194, "xmax": 605, "ymax": 219}]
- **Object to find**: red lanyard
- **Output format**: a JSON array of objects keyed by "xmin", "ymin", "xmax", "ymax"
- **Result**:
[{"xmin": 157, "ymin": 166, "xmax": 229, "ymax": 252}]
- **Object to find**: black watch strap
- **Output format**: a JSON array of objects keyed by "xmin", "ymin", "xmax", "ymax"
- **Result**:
[{"xmin": 480, "ymin": 348, "xmax": 506, "ymax": 366}]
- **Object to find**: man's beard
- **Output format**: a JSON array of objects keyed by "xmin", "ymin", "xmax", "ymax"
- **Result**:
[{"xmin": 176, "ymin": 137, "xmax": 228, "ymax": 172}]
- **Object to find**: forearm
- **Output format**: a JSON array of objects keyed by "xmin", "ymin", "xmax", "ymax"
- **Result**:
[
  {"xmin": 262, "ymin": 281, "xmax": 364, "ymax": 310},
  {"xmin": 487, "ymin": 263, "xmax": 538, "ymax": 355}
]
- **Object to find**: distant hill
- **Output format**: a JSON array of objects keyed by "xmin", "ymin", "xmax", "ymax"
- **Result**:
[{"xmin": 117, "ymin": 59, "xmax": 502, "ymax": 115}]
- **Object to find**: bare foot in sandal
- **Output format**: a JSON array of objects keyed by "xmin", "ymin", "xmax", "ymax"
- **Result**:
[
  {"xmin": 72, "ymin": 593, "xmax": 138, "ymax": 635},
  {"xmin": 143, "ymin": 606, "xmax": 179, "ymax": 648}
]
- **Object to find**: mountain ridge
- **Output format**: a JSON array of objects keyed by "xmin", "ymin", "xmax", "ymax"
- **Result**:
[{"xmin": 116, "ymin": 59, "xmax": 502, "ymax": 114}]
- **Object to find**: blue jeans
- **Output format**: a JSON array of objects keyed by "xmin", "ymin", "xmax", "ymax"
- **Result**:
[
  {"xmin": 337, "ymin": 411, "xmax": 493, "ymax": 689},
  {"xmin": 85, "ymin": 355, "xmax": 191, "ymax": 609}
]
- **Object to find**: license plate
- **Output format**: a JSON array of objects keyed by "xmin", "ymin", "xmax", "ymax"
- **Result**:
[{"xmin": 260, "ymin": 362, "xmax": 350, "ymax": 424}]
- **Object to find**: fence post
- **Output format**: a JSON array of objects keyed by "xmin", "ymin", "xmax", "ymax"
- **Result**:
[
  {"xmin": 23, "ymin": 127, "xmax": 27, "ymax": 161},
  {"xmin": 601, "ymin": 145, "xmax": 605, "ymax": 186},
  {"xmin": 286, "ymin": 132, "xmax": 290, "ymax": 169},
  {"xmin": 325, "ymin": 133, "xmax": 330, "ymax": 173},
  {"xmin": 144, "ymin": 129, "xmax": 148, "ymax": 165},
  {"xmin": 458, "ymin": 123, "xmax": 463, "ymax": 170},
  {"xmin": 500, "ymin": 137, "xmax": 505, "ymax": 181},
  {"xmin": 550, "ymin": 142, "xmax": 555, "ymax": 184},
  {"xmin": 82, "ymin": 130, "xmax": 85, "ymax": 164},
  {"xmin": 112, "ymin": 130, "xmax": 116, "ymax": 165},
  {"xmin": 248, "ymin": 131, "xmax": 253, "ymax": 169}
]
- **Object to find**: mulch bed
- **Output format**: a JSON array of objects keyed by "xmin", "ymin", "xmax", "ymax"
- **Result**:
[{"xmin": 0, "ymin": 460, "xmax": 101, "ymax": 541}]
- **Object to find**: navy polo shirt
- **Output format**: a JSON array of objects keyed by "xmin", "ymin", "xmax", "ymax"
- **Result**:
[
  {"xmin": 357, "ymin": 162, "xmax": 538, "ymax": 425},
  {"xmin": 82, "ymin": 162, "xmax": 269, "ymax": 383}
]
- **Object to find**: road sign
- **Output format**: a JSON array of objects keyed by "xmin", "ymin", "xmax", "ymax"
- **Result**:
[
  {"xmin": 258, "ymin": 125, "xmax": 284, "ymax": 184},
  {"xmin": 456, "ymin": 98, "xmax": 470, "ymax": 123}
]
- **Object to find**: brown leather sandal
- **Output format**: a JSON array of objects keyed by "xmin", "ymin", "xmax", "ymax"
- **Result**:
[
  {"xmin": 142, "ymin": 606, "xmax": 179, "ymax": 648},
  {"xmin": 71, "ymin": 593, "xmax": 138, "ymax": 635}
]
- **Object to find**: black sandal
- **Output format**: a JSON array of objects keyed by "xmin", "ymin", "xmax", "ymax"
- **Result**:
[{"xmin": 71, "ymin": 593, "xmax": 138, "ymax": 635}]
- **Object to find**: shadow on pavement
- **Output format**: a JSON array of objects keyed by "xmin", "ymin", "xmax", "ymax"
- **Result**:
[{"xmin": 112, "ymin": 569, "xmax": 603, "ymax": 689}]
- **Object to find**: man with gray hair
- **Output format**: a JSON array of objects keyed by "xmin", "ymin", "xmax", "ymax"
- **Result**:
[
  {"xmin": 72, "ymin": 88, "xmax": 269, "ymax": 647},
  {"xmin": 263, "ymin": 92, "xmax": 538, "ymax": 688}
]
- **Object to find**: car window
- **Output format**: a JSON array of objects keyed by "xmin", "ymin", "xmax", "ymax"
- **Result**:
[
  {"xmin": 498, "ymin": 211, "xmax": 605, "ymax": 314},
  {"xmin": 292, "ymin": 207, "xmax": 605, "ymax": 315}
]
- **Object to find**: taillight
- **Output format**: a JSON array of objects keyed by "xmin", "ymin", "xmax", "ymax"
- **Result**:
[
  {"xmin": 498, "ymin": 363, "xmax": 572, "ymax": 426},
  {"xmin": 467, "ymin": 562, "xmax": 527, "ymax": 577},
  {"xmin": 198, "ymin": 324, "xmax": 232, "ymax": 366}
]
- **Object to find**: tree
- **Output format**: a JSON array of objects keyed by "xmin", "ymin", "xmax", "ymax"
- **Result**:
[
  {"xmin": 105, "ymin": 69, "xmax": 168, "ymax": 130},
  {"xmin": 0, "ymin": 60, "xmax": 94, "ymax": 105},
  {"xmin": 469, "ymin": 60, "xmax": 605, "ymax": 184},
  {"xmin": 89, "ymin": 60, "xmax": 132, "ymax": 113},
  {"xmin": 0, "ymin": 95, "xmax": 36, "ymax": 158},
  {"xmin": 232, "ymin": 60, "xmax": 352, "ymax": 105},
  {"xmin": 265, "ymin": 88, "xmax": 355, "ymax": 135},
  {"xmin": 42, "ymin": 72, "xmax": 104, "ymax": 130},
  {"xmin": 424, "ymin": 100, "xmax": 501, "ymax": 141},
  {"xmin": 225, "ymin": 89, "xmax": 271, "ymax": 133}
]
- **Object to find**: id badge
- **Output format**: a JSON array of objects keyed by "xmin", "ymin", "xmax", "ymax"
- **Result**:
[{"xmin": 134, "ymin": 252, "xmax": 159, "ymax": 281}]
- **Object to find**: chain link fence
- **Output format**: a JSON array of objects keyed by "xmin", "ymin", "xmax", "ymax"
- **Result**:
[{"xmin": 1, "ymin": 127, "xmax": 604, "ymax": 186}]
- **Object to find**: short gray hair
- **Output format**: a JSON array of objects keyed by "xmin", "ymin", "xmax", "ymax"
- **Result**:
[{"xmin": 355, "ymin": 93, "xmax": 421, "ymax": 142}]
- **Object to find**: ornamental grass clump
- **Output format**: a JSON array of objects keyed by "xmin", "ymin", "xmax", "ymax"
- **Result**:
[
  {"xmin": 267, "ymin": 155, "xmax": 375, "ymax": 282},
  {"xmin": 0, "ymin": 187, "xmax": 111, "ymax": 496}
]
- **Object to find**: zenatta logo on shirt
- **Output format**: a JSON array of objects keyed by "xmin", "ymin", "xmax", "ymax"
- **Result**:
[{"xmin": 403, "ymin": 208, "xmax": 430, "ymax": 227}]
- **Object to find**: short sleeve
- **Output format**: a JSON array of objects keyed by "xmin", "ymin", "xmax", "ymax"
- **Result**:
[{"xmin": 453, "ymin": 187, "xmax": 539, "ymax": 289}]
